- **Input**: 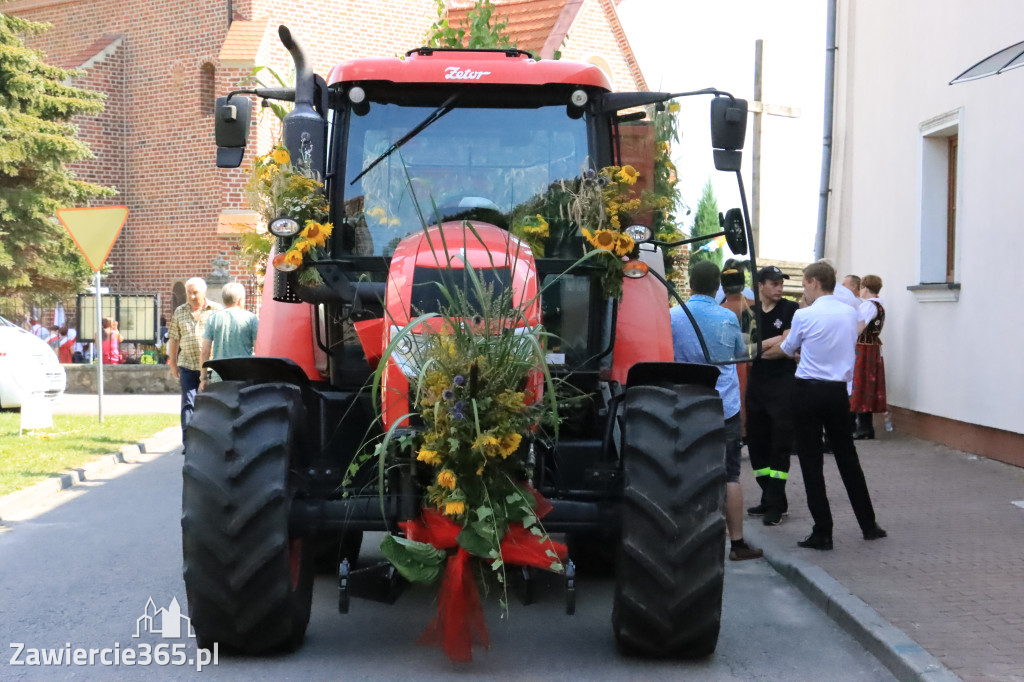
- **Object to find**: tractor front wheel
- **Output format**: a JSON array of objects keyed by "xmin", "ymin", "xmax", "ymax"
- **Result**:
[
  {"xmin": 181, "ymin": 381, "xmax": 314, "ymax": 654},
  {"xmin": 612, "ymin": 383, "xmax": 727, "ymax": 658}
]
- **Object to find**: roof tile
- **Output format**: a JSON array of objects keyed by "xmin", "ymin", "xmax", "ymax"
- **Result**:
[{"xmin": 218, "ymin": 17, "xmax": 270, "ymax": 65}]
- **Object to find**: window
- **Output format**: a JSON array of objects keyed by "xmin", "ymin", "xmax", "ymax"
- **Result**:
[
  {"xmin": 200, "ymin": 63, "xmax": 216, "ymax": 117},
  {"xmin": 917, "ymin": 110, "xmax": 960, "ymax": 290}
]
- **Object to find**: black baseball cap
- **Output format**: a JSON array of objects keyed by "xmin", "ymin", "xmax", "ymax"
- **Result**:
[{"xmin": 757, "ymin": 265, "xmax": 790, "ymax": 282}]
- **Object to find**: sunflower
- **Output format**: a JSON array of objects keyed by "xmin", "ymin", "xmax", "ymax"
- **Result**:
[
  {"xmin": 283, "ymin": 249, "xmax": 304, "ymax": 268},
  {"xmin": 583, "ymin": 228, "xmax": 617, "ymax": 251},
  {"xmin": 291, "ymin": 238, "xmax": 314, "ymax": 254},
  {"xmin": 272, "ymin": 147, "xmax": 290, "ymax": 165},
  {"xmin": 617, "ymin": 165, "xmax": 639, "ymax": 185},
  {"xmin": 437, "ymin": 470, "xmax": 457, "ymax": 490},
  {"xmin": 497, "ymin": 433, "xmax": 523, "ymax": 458},
  {"xmin": 614, "ymin": 233, "xmax": 636, "ymax": 256},
  {"xmin": 302, "ymin": 221, "xmax": 332, "ymax": 246},
  {"xmin": 417, "ymin": 448, "xmax": 441, "ymax": 466},
  {"xmin": 444, "ymin": 501, "xmax": 466, "ymax": 516},
  {"xmin": 473, "ymin": 433, "xmax": 501, "ymax": 458}
]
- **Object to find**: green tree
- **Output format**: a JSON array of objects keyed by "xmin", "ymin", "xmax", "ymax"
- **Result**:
[
  {"xmin": 424, "ymin": 0, "xmax": 516, "ymax": 50},
  {"xmin": 0, "ymin": 7, "xmax": 114, "ymax": 306},
  {"xmin": 689, "ymin": 178, "xmax": 722, "ymax": 269}
]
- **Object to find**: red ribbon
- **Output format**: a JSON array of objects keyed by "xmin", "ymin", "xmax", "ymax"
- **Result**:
[{"xmin": 399, "ymin": 491, "xmax": 567, "ymax": 663}]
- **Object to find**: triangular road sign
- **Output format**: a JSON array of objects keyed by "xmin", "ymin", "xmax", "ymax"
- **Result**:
[{"xmin": 56, "ymin": 206, "xmax": 128, "ymax": 271}]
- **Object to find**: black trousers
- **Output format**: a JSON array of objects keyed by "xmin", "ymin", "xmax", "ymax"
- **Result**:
[
  {"xmin": 746, "ymin": 373, "xmax": 794, "ymax": 477},
  {"xmin": 792, "ymin": 378, "xmax": 878, "ymax": 536}
]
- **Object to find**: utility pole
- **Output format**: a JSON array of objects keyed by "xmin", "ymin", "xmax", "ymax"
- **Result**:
[{"xmin": 749, "ymin": 39, "xmax": 801, "ymax": 256}]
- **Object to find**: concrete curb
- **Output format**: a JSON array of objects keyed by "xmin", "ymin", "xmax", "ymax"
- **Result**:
[
  {"xmin": 745, "ymin": 524, "xmax": 962, "ymax": 682},
  {"xmin": 0, "ymin": 426, "xmax": 180, "ymax": 523}
]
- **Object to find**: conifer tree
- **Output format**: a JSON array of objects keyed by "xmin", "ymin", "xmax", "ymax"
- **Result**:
[
  {"xmin": 689, "ymin": 178, "xmax": 722, "ymax": 269},
  {"xmin": 0, "ymin": 6, "xmax": 114, "ymax": 306}
]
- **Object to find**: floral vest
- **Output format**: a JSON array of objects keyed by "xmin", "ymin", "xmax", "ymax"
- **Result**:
[{"xmin": 857, "ymin": 300, "xmax": 885, "ymax": 345}]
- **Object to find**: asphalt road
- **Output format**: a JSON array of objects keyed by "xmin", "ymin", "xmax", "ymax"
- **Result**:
[{"xmin": 0, "ymin": 441, "xmax": 897, "ymax": 681}]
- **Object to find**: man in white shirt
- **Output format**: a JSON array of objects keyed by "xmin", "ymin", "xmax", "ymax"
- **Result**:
[{"xmin": 764, "ymin": 261, "xmax": 886, "ymax": 550}]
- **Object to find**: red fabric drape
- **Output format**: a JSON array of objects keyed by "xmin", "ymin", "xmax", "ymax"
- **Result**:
[{"xmin": 399, "ymin": 490, "xmax": 567, "ymax": 663}]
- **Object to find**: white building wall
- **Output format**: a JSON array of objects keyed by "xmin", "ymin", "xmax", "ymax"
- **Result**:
[{"xmin": 828, "ymin": 0, "xmax": 1024, "ymax": 435}]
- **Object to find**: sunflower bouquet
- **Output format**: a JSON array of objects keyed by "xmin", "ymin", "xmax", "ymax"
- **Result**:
[
  {"xmin": 374, "ymin": 261, "xmax": 565, "ymax": 662},
  {"xmin": 567, "ymin": 164, "xmax": 651, "ymax": 299},
  {"xmin": 245, "ymin": 143, "xmax": 332, "ymax": 285}
]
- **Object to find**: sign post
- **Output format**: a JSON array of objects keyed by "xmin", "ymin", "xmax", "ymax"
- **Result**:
[{"xmin": 56, "ymin": 206, "xmax": 129, "ymax": 423}]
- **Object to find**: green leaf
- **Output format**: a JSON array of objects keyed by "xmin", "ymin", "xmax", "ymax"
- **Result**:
[
  {"xmin": 379, "ymin": 534, "xmax": 446, "ymax": 583},
  {"xmin": 457, "ymin": 525, "xmax": 497, "ymax": 558}
]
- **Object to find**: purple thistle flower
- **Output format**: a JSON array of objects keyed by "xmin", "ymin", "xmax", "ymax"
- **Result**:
[
  {"xmin": 442, "ymin": 389, "xmax": 454, "ymax": 401},
  {"xmin": 453, "ymin": 375, "xmax": 465, "ymax": 386},
  {"xmin": 453, "ymin": 410, "xmax": 465, "ymax": 421},
  {"xmin": 455, "ymin": 400, "xmax": 465, "ymax": 412},
  {"xmin": 583, "ymin": 168, "xmax": 597, "ymax": 179}
]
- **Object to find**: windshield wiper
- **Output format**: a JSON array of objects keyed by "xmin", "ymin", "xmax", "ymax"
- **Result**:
[{"xmin": 350, "ymin": 92, "xmax": 461, "ymax": 185}]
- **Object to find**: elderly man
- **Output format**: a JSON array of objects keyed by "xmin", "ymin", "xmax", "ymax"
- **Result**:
[
  {"xmin": 167, "ymin": 277, "xmax": 222, "ymax": 453},
  {"xmin": 764, "ymin": 261, "xmax": 886, "ymax": 550},
  {"xmin": 199, "ymin": 281, "xmax": 258, "ymax": 390}
]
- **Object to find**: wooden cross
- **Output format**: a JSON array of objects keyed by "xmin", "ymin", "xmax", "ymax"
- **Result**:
[{"xmin": 749, "ymin": 39, "xmax": 802, "ymax": 256}]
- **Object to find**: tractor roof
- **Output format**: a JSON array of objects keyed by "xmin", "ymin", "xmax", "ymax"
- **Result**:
[{"xmin": 326, "ymin": 48, "xmax": 612, "ymax": 91}]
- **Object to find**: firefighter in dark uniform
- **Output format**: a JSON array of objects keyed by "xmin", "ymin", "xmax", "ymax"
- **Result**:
[{"xmin": 746, "ymin": 266, "xmax": 799, "ymax": 526}]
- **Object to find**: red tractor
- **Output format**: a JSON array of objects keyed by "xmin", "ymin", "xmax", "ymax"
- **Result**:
[{"xmin": 184, "ymin": 26, "xmax": 755, "ymax": 657}]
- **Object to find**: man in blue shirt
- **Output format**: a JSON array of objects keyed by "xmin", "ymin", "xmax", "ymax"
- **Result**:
[{"xmin": 671, "ymin": 260, "xmax": 762, "ymax": 561}]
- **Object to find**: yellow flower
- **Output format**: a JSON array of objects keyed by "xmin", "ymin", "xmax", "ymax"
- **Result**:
[
  {"xmin": 437, "ymin": 470, "xmax": 457, "ymax": 490},
  {"xmin": 668, "ymin": 101, "xmax": 680, "ymax": 113},
  {"xmin": 272, "ymin": 148, "xmax": 290, "ymax": 165},
  {"xmin": 476, "ymin": 462, "xmax": 486, "ymax": 476},
  {"xmin": 444, "ymin": 501, "xmax": 466, "ymax": 516},
  {"xmin": 284, "ymin": 249, "xmax": 304, "ymax": 268},
  {"xmin": 498, "ymin": 433, "xmax": 522, "ymax": 458},
  {"xmin": 614, "ymin": 232, "xmax": 636, "ymax": 256},
  {"xmin": 617, "ymin": 165, "xmax": 639, "ymax": 185},
  {"xmin": 497, "ymin": 390, "xmax": 525, "ymax": 411},
  {"xmin": 292, "ymin": 238, "xmax": 314, "ymax": 254},
  {"xmin": 521, "ymin": 214, "xmax": 549, "ymax": 239},
  {"xmin": 584, "ymin": 228, "xmax": 617, "ymax": 251},
  {"xmin": 417, "ymin": 449, "xmax": 441, "ymax": 466},
  {"xmin": 473, "ymin": 433, "xmax": 501, "ymax": 458},
  {"xmin": 610, "ymin": 215, "xmax": 621, "ymax": 230}
]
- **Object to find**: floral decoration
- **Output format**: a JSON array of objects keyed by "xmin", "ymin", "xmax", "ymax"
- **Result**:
[
  {"xmin": 245, "ymin": 143, "xmax": 332, "ymax": 286},
  {"xmin": 568, "ymin": 164, "xmax": 652, "ymax": 299},
  {"xmin": 372, "ymin": 263, "xmax": 565, "ymax": 663}
]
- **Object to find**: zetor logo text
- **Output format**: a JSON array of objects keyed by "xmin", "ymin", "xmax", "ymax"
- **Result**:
[
  {"xmin": 445, "ymin": 65, "xmax": 491, "ymax": 80},
  {"xmin": 8, "ymin": 598, "xmax": 218, "ymax": 672}
]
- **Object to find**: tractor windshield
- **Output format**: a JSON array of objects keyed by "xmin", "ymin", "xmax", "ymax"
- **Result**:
[{"xmin": 341, "ymin": 102, "xmax": 588, "ymax": 257}]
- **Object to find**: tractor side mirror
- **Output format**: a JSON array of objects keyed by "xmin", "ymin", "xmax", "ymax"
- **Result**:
[
  {"xmin": 710, "ymin": 97, "xmax": 748, "ymax": 172},
  {"xmin": 719, "ymin": 208, "xmax": 748, "ymax": 255},
  {"xmin": 215, "ymin": 96, "xmax": 252, "ymax": 168}
]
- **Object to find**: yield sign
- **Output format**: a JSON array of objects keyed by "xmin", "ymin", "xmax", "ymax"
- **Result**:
[{"xmin": 56, "ymin": 206, "xmax": 128, "ymax": 271}]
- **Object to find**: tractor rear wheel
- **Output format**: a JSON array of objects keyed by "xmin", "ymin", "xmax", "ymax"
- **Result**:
[
  {"xmin": 181, "ymin": 381, "xmax": 314, "ymax": 654},
  {"xmin": 612, "ymin": 383, "xmax": 727, "ymax": 658}
]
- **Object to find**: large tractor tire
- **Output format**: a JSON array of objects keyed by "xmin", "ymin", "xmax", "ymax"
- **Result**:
[
  {"xmin": 612, "ymin": 383, "xmax": 727, "ymax": 658},
  {"xmin": 181, "ymin": 381, "xmax": 314, "ymax": 654}
]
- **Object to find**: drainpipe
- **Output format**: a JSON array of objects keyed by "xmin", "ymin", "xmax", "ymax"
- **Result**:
[{"xmin": 814, "ymin": 0, "xmax": 837, "ymax": 259}]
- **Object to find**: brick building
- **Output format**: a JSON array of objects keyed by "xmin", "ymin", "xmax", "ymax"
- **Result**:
[{"xmin": 7, "ymin": 0, "xmax": 647, "ymax": 322}]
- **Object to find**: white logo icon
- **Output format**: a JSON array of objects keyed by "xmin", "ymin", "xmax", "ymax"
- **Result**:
[
  {"xmin": 773, "ymin": 318, "xmax": 784, "ymax": 329},
  {"xmin": 445, "ymin": 66, "xmax": 491, "ymax": 80},
  {"xmin": 134, "ymin": 598, "xmax": 195, "ymax": 639}
]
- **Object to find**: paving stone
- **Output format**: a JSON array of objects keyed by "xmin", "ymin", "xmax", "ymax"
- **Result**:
[{"xmin": 741, "ymin": 432, "xmax": 1024, "ymax": 681}]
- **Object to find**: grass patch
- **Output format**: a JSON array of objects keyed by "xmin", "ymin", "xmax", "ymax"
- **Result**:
[{"xmin": 0, "ymin": 413, "xmax": 179, "ymax": 497}]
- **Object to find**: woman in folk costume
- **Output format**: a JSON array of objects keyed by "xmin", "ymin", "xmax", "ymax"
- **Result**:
[{"xmin": 850, "ymin": 274, "xmax": 886, "ymax": 439}]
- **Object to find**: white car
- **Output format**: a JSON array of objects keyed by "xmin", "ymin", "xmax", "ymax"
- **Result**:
[{"xmin": 0, "ymin": 317, "xmax": 67, "ymax": 408}]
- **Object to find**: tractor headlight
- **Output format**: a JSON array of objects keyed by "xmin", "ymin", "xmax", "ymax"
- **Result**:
[
  {"xmin": 269, "ymin": 216, "xmax": 301, "ymax": 237},
  {"xmin": 624, "ymin": 224, "xmax": 653, "ymax": 243}
]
